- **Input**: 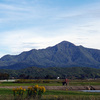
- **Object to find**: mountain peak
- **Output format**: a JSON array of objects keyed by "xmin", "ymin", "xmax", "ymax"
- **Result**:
[
  {"xmin": 56, "ymin": 41, "xmax": 75, "ymax": 48},
  {"xmin": 0, "ymin": 41, "xmax": 100, "ymax": 69}
]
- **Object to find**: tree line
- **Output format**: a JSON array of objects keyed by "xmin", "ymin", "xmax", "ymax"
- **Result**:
[
  {"xmin": 0, "ymin": 73, "xmax": 9, "ymax": 80},
  {"xmin": 0, "ymin": 67, "xmax": 100, "ymax": 79}
]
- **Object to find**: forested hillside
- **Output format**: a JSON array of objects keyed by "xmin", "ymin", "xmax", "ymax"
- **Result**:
[
  {"xmin": 0, "ymin": 41, "xmax": 100, "ymax": 69},
  {"xmin": 0, "ymin": 67, "xmax": 100, "ymax": 79}
]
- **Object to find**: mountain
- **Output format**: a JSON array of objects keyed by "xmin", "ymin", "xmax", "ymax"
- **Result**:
[{"xmin": 0, "ymin": 41, "xmax": 100, "ymax": 69}]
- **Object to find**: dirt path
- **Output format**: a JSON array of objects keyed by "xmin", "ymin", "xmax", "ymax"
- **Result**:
[
  {"xmin": 45, "ymin": 86, "xmax": 100, "ymax": 90},
  {"xmin": 0, "ymin": 86, "xmax": 100, "ymax": 90}
]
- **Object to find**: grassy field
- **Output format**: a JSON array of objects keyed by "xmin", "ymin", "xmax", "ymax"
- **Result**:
[
  {"xmin": 0, "ymin": 88, "xmax": 100, "ymax": 100},
  {"xmin": 0, "ymin": 79, "xmax": 100, "ymax": 86},
  {"xmin": 0, "ymin": 88, "xmax": 100, "ymax": 96},
  {"xmin": 0, "ymin": 79, "xmax": 100, "ymax": 100}
]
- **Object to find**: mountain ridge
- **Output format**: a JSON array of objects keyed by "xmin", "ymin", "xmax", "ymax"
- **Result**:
[{"xmin": 0, "ymin": 41, "xmax": 100, "ymax": 69}]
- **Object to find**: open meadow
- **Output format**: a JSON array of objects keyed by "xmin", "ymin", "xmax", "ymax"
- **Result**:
[{"xmin": 0, "ymin": 79, "xmax": 100, "ymax": 100}]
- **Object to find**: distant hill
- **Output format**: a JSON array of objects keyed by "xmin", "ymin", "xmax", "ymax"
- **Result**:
[
  {"xmin": 0, "ymin": 41, "xmax": 100, "ymax": 69},
  {"xmin": 0, "ymin": 66, "xmax": 100, "ymax": 79}
]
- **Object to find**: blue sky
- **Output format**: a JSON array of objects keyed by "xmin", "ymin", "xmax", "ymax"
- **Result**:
[{"xmin": 0, "ymin": 0, "xmax": 100, "ymax": 57}]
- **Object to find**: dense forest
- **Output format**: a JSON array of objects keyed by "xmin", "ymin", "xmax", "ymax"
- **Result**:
[{"xmin": 0, "ymin": 67, "xmax": 100, "ymax": 79}]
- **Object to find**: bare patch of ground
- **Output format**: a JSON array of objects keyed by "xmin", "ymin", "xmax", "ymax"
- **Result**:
[{"xmin": 0, "ymin": 86, "xmax": 100, "ymax": 90}]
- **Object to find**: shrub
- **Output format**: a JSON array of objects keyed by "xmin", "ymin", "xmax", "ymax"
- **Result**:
[
  {"xmin": 12, "ymin": 87, "xmax": 26, "ymax": 100},
  {"xmin": 27, "ymin": 85, "xmax": 46, "ymax": 99},
  {"xmin": 12, "ymin": 85, "xmax": 46, "ymax": 99}
]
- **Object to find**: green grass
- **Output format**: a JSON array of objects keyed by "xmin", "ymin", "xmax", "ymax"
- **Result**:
[
  {"xmin": 0, "ymin": 89, "xmax": 100, "ymax": 100},
  {"xmin": 0, "ymin": 79, "xmax": 99, "ymax": 100},
  {"xmin": 0, "ymin": 82, "xmax": 61, "ymax": 86},
  {"xmin": 69, "ymin": 81, "xmax": 100, "ymax": 86},
  {"xmin": 44, "ymin": 90, "xmax": 100, "ymax": 96},
  {"xmin": 42, "ymin": 95, "xmax": 100, "ymax": 100},
  {"xmin": 0, "ymin": 79, "xmax": 100, "ymax": 86},
  {"xmin": 0, "ymin": 88, "xmax": 100, "ymax": 96},
  {"xmin": 0, "ymin": 88, "xmax": 12, "ymax": 95}
]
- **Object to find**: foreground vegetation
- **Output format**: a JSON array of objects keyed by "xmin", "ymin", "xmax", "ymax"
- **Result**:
[{"xmin": 0, "ymin": 79, "xmax": 100, "ymax": 100}]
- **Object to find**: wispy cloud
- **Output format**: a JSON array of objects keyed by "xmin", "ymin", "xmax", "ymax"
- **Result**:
[{"xmin": 0, "ymin": 0, "xmax": 100, "ymax": 57}]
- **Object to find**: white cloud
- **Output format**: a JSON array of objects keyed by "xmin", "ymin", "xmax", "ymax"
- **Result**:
[
  {"xmin": 0, "ymin": 0, "xmax": 100, "ymax": 57},
  {"xmin": 1, "ymin": 20, "xmax": 100, "ymax": 57}
]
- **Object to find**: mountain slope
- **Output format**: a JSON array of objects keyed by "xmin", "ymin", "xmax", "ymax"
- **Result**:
[{"xmin": 0, "ymin": 41, "xmax": 100, "ymax": 69}]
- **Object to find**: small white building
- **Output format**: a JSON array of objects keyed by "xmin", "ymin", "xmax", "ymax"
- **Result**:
[{"xmin": 57, "ymin": 77, "xmax": 60, "ymax": 79}]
